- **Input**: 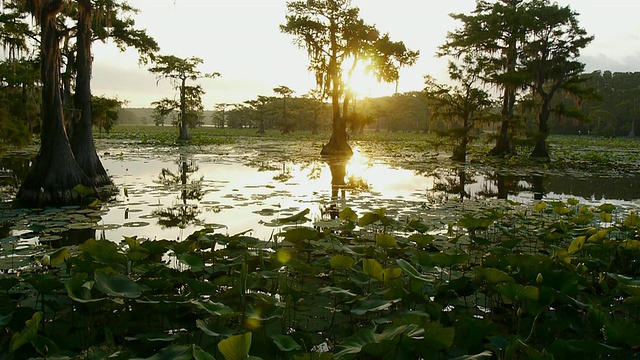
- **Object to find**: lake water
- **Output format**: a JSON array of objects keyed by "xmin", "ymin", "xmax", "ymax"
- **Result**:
[{"xmin": 1, "ymin": 142, "xmax": 639, "ymax": 247}]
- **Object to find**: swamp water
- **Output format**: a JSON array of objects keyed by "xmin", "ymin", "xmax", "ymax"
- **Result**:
[{"xmin": 1, "ymin": 140, "xmax": 639, "ymax": 254}]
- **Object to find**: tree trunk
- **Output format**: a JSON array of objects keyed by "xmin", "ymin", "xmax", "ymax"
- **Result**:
[
  {"xmin": 71, "ymin": 0, "xmax": 112, "ymax": 187},
  {"xmin": 321, "ymin": 82, "xmax": 352, "ymax": 156},
  {"xmin": 257, "ymin": 116, "xmax": 265, "ymax": 134},
  {"xmin": 62, "ymin": 36, "xmax": 75, "ymax": 137},
  {"xmin": 179, "ymin": 77, "xmax": 190, "ymax": 140},
  {"xmin": 489, "ymin": 39, "xmax": 517, "ymax": 157},
  {"xmin": 489, "ymin": 86, "xmax": 515, "ymax": 157},
  {"xmin": 321, "ymin": 30, "xmax": 352, "ymax": 156},
  {"xmin": 17, "ymin": 0, "xmax": 93, "ymax": 207},
  {"xmin": 531, "ymin": 98, "xmax": 551, "ymax": 160}
]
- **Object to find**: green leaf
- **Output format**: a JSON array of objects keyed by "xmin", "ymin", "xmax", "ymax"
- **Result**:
[
  {"xmin": 334, "ymin": 328, "xmax": 376, "ymax": 359},
  {"xmin": 123, "ymin": 236, "xmax": 150, "ymax": 261},
  {"xmin": 192, "ymin": 345, "xmax": 217, "ymax": 360},
  {"xmin": 600, "ymin": 212, "xmax": 612, "ymax": 223},
  {"xmin": 278, "ymin": 208, "xmax": 311, "ymax": 224},
  {"xmin": 457, "ymin": 216, "xmax": 495, "ymax": 232},
  {"xmin": 568, "ymin": 236, "xmax": 586, "ymax": 254},
  {"xmin": 196, "ymin": 319, "xmax": 234, "ymax": 337},
  {"xmin": 396, "ymin": 259, "xmax": 433, "ymax": 282},
  {"xmin": 279, "ymin": 227, "xmax": 319, "ymax": 244},
  {"xmin": 552, "ymin": 205, "xmax": 571, "ymax": 215},
  {"xmin": 431, "ymin": 250, "xmax": 470, "ymax": 267},
  {"xmin": 46, "ymin": 247, "xmax": 69, "ymax": 266},
  {"xmin": 127, "ymin": 332, "xmax": 179, "ymax": 342},
  {"xmin": 358, "ymin": 212, "xmax": 381, "ymax": 227},
  {"xmin": 334, "ymin": 324, "xmax": 423, "ymax": 359},
  {"xmin": 375, "ymin": 233, "xmax": 397, "ymax": 248},
  {"xmin": 218, "ymin": 332, "xmax": 252, "ymax": 360},
  {"xmin": 10, "ymin": 311, "xmax": 42, "ymax": 352},
  {"xmin": 475, "ymin": 268, "xmax": 515, "ymax": 284},
  {"xmin": 0, "ymin": 313, "xmax": 12, "ymax": 328},
  {"xmin": 567, "ymin": 198, "xmax": 580, "ymax": 206},
  {"xmin": 624, "ymin": 213, "xmax": 640, "ymax": 228},
  {"xmin": 362, "ymin": 258, "xmax": 383, "ymax": 280},
  {"xmin": 618, "ymin": 283, "xmax": 640, "ymax": 297},
  {"xmin": 318, "ymin": 286, "xmax": 357, "ymax": 297},
  {"xmin": 177, "ymin": 253, "xmax": 205, "ymax": 272},
  {"xmin": 144, "ymin": 344, "xmax": 192, "ymax": 360},
  {"xmin": 599, "ymin": 203, "xmax": 616, "ymax": 213},
  {"xmin": 423, "ymin": 321, "xmax": 455, "ymax": 350},
  {"xmin": 330, "ymin": 255, "xmax": 355, "ymax": 270},
  {"xmin": 65, "ymin": 273, "xmax": 105, "ymax": 303},
  {"xmin": 194, "ymin": 300, "xmax": 235, "ymax": 317},
  {"xmin": 495, "ymin": 283, "xmax": 540, "ymax": 302},
  {"xmin": 408, "ymin": 233, "xmax": 434, "ymax": 247},
  {"xmin": 534, "ymin": 201, "xmax": 547, "ymax": 212},
  {"xmin": 94, "ymin": 272, "xmax": 143, "ymax": 298},
  {"xmin": 351, "ymin": 298, "xmax": 400, "ymax": 315},
  {"xmin": 32, "ymin": 334, "xmax": 58, "ymax": 357},
  {"xmin": 450, "ymin": 351, "xmax": 493, "ymax": 360},
  {"xmin": 271, "ymin": 335, "xmax": 302, "ymax": 352},
  {"xmin": 587, "ymin": 228, "xmax": 611, "ymax": 243},
  {"xmin": 339, "ymin": 207, "xmax": 358, "ymax": 222},
  {"xmin": 78, "ymin": 238, "xmax": 127, "ymax": 265},
  {"xmin": 381, "ymin": 268, "xmax": 402, "ymax": 282},
  {"xmin": 602, "ymin": 320, "xmax": 640, "ymax": 347}
]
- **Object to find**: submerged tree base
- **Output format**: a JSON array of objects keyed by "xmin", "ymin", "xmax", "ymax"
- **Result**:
[
  {"xmin": 488, "ymin": 138, "xmax": 514, "ymax": 158},
  {"xmin": 320, "ymin": 139, "xmax": 353, "ymax": 156},
  {"xmin": 531, "ymin": 139, "xmax": 551, "ymax": 161}
]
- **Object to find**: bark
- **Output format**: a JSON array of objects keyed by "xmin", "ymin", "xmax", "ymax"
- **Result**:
[
  {"xmin": 531, "ymin": 98, "xmax": 551, "ymax": 160},
  {"xmin": 257, "ymin": 116, "xmax": 265, "ymax": 134},
  {"xmin": 321, "ymin": 23, "xmax": 352, "ymax": 156},
  {"xmin": 321, "ymin": 113, "xmax": 352, "ymax": 155},
  {"xmin": 321, "ymin": 72, "xmax": 352, "ymax": 155},
  {"xmin": 489, "ymin": 87, "xmax": 515, "ymax": 157},
  {"xmin": 179, "ymin": 78, "xmax": 190, "ymax": 140},
  {"xmin": 489, "ymin": 38, "xmax": 517, "ymax": 157},
  {"xmin": 71, "ymin": 0, "xmax": 112, "ymax": 187},
  {"xmin": 17, "ymin": 0, "xmax": 93, "ymax": 207}
]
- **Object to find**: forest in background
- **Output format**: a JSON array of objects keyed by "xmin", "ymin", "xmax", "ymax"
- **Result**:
[{"xmin": 118, "ymin": 70, "xmax": 640, "ymax": 138}]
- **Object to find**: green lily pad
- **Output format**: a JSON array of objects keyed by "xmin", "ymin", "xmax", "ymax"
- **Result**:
[{"xmin": 122, "ymin": 221, "xmax": 150, "ymax": 228}]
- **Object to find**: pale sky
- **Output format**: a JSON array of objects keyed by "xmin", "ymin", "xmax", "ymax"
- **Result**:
[{"xmin": 90, "ymin": 0, "xmax": 640, "ymax": 109}]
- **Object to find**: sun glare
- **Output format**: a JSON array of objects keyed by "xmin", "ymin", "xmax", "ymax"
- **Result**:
[{"xmin": 343, "ymin": 60, "xmax": 391, "ymax": 98}]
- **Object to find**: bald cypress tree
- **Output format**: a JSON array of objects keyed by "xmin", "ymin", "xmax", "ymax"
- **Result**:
[{"xmin": 16, "ymin": 0, "xmax": 93, "ymax": 206}]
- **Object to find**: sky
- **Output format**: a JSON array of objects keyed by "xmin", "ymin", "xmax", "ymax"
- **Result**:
[{"xmin": 90, "ymin": 0, "xmax": 640, "ymax": 109}]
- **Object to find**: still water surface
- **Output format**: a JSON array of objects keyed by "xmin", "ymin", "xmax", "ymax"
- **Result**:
[{"xmin": 1, "ymin": 144, "xmax": 639, "ymax": 245}]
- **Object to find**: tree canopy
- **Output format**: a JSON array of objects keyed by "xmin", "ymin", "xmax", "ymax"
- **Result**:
[
  {"xmin": 148, "ymin": 55, "xmax": 220, "ymax": 140},
  {"xmin": 281, "ymin": 0, "xmax": 418, "ymax": 155}
]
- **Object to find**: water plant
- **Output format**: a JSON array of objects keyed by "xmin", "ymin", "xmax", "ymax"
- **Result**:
[{"xmin": 1, "ymin": 199, "xmax": 639, "ymax": 359}]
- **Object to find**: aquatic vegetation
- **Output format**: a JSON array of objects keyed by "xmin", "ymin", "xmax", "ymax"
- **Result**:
[{"xmin": 1, "ymin": 199, "xmax": 639, "ymax": 359}]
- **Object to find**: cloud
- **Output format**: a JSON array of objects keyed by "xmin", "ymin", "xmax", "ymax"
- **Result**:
[{"xmin": 581, "ymin": 52, "xmax": 640, "ymax": 73}]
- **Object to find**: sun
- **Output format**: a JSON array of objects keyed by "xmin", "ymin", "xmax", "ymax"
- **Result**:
[{"xmin": 343, "ymin": 60, "xmax": 391, "ymax": 98}]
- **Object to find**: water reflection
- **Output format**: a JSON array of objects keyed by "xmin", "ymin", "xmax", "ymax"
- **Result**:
[
  {"xmin": 432, "ymin": 168, "xmax": 474, "ymax": 200},
  {"xmin": 41, "ymin": 227, "xmax": 98, "ymax": 248},
  {"xmin": 318, "ymin": 154, "xmax": 373, "ymax": 218},
  {"xmin": 152, "ymin": 154, "xmax": 205, "ymax": 229},
  {"xmin": 1, "ymin": 144, "xmax": 639, "ymax": 246},
  {"xmin": 0, "ymin": 154, "xmax": 32, "ymax": 201}
]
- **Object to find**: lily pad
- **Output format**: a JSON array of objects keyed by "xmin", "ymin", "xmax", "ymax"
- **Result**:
[{"xmin": 122, "ymin": 221, "xmax": 150, "ymax": 228}]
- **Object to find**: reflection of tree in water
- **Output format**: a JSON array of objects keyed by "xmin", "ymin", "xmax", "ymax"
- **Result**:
[
  {"xmin": 475, "ymin": 173, "xmax": 532, "ymax": 200},
  {"xmin": 321, "ymin": 156, "xmax": 370, "ymax": 219},
  {"xmin": 432, "ymin": 168, "xmax": 474, "ymax": 200},
  {"xmin": 152, "ymin": 155, "xmax": 205, "ymax": 229},
  {"xmin": 0, "ymin": 155, "xmax": 33, "ymax": 193},
  {"xmin": 272, "ymin": 163, "xmax": 293, "ymax": 182}
]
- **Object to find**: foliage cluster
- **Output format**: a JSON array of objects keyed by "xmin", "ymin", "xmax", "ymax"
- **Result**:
[{"xmin": 1, "ymin": 198, "xmax": 640, "ymax": 359}]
